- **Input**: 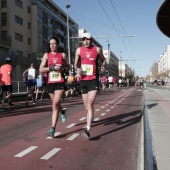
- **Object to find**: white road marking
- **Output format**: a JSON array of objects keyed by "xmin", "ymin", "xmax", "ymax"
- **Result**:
[
  {"xmin": 110, "ymin": 106, "xmax": 114, "ymax": 108},
  {"xmin": 79, "ymin": 117, "xmax": 86, "ymax": 121},
  {"xmin": 67, "ymin": 133, "xmax": 79, "ymax": 140},
  {"xmin": 15, "ymin": 146, "xmax": 38, "ymax": 157},
  {"xmin": 40, "ymin": 148, "xmax": 61, "ymax": 160},
  {"xmin": 101, "ymin": 106, "xmax": 105, "ymax": 108},
  {"xmin": 95, "ymin": 109, "xmax": 100, "ymax": 111},
  {"xmin": 106, "ymin": 109, "xmax": 110, "ymax": 112},
  {"xmin": 93, "ymin": 118, "xmax": 100, "ymax": 121},
  {"xmin": 100, "ymin": 113, "xmax": 106, "ymax": 116},
  {"xmin": 47, "ymin": 132, "xmax": 61, "ymax": 139},
  {"xmin": 66, "ymin": 123, "xmax": 76, "ymax": 128}
]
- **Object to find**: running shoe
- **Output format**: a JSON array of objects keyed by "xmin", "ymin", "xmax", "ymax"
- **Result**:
[
  {"xmin": 33, "ymin": 99, "xmax": 36, "ymax": 104},
  {"xmin": 61, "ymin": 108, "xmax": 67, "ymax": 123},
  {"xmin": 82, "ymin": 128, "xmax": 90, "ymax": 140},
  {"xmin": 1, "ymin": 99, "xmax": 7, "ymax": 109},
  {"xmin": 25, "ymin": 97, "xmax": 29, "ymax": 106},
  {"xmin": 1, "ymin": 107, "xmax": 7, "ymax": 111},
  {"xmin": 9, "ymin": 102, "xmax": 14, "ymax": 106},
  {"xmin": 47, "ymin": 128, "xmax": 55, "ymax": 138}
]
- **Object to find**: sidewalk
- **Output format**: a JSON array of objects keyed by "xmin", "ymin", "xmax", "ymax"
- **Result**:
[{"xmin": 145, "ymin": 86, "xmax": 170, "ymax": 170}]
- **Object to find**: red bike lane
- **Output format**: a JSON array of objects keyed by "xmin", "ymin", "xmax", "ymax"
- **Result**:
[{"xmin": 0, "ymin": 87, "xmax": 143, "ymax": 170}]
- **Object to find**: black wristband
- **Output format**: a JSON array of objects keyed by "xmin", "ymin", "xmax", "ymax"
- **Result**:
[
  {"xmin": 62, "ymin": 67, "xmax": 65, "ymax": 72},
  {"xmin": 49, "ymin": 65, "xmax": 55, "ymax": 71}
]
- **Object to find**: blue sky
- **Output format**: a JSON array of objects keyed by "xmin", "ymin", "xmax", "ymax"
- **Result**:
[{"xmin": 53, "ymin": 0, "xmax": 169, "ymax": 77}]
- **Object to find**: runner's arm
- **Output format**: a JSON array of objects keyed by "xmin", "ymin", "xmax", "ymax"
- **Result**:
[
  {"xmin": 74, "ymin": 47, "xmax": 80, "ymax": 71},
  {"xmin": 62, "ymin": 52, "xmax": 70, "ymax": 72},
  {"xmin": 39, "ymin": 53, "xmax": 49, "ymax": 73},
  {"xmin": 97, "ymin": 47, "xmax": 106, "ymax": 72}
]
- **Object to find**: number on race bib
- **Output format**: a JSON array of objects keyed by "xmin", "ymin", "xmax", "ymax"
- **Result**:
[
  {"xmin": 82, "ymin": 64, "xmax": 93, "ymax": 75},
  {"xmin": 49, "ymin": 71, "xmax": 61, "ymax": 81}
]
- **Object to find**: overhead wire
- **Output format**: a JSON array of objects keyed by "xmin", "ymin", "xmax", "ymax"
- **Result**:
[
  {"xmin": 97, "ymin": 0, "xmax": 132, "ymax": 61},
  {"xmin": 110, "ymin": 0, "xmax": 136, "ymax": 63}
]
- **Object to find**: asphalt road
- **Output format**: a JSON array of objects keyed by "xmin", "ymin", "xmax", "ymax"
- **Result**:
[{"xmin": 0, "ymin": 86, "xmax": 143, "ymax": 170}]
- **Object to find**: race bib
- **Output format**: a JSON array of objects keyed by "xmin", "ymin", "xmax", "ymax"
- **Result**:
[
  {"xmin": 82, "ymin": 64, "xmax": 93, "ymax": 75},
  {"xmin": 49, "ymin": 71, "xmax": 61, "ymax": 81}
]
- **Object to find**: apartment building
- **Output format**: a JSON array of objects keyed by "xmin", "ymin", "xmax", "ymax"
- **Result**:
[
  {"xmin": 103, "ymin": 49, "xmax": 119, "ymax": 77},
  {"xmin": 158, "ymin": 45, "xmax": 170, "ymax": 74},
  {"xmin": 0, "ymin": 0, "xmax": 79, "ymax": 80}
]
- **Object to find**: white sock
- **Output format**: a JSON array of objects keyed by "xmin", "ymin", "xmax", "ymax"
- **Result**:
[{"xmin": 86, "ymin": 126, "xmax": 90, "ymax": 131}]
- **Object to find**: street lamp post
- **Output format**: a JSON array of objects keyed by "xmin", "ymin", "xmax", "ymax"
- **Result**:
[
  {"xmin": 66, "ymin": 0, "xmax": 71, "ymax": 73},
  {"xmin": 106, "ymin": 39, "xmax": 110, "ymax": 76},
  {"xmin": 120, "ymin": 50, "xmax": 122, "ymax": 78}
]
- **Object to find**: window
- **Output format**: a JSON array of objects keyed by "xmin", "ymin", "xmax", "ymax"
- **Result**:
[
  {"xmin": 1, "ymin": 0, "xmax": 7, "ymax": 8},
  {"xmin": 15, "ymin": 33, "xmax": 23, "ymax": 42},
  {"xmin": 17, "ymin": 50, "xmax": 23, "ymax": 57},
  {"xmin": 15, "ymin": 0, "xmax": 22, "ymax": 8},
  {"xmin": 37, "ymin": 23, "xmax": 43, "ymax": 37},
  {"xmin": 15, "ymin": 15, "xmax": 23, "ymax": 25},
  {"xmin": 28, "ymin": 22, "xmax": 31, "ymax": 29},
  {"xmin": 1, "ymin": 13, "xmax": 7, "ymax": 26},
  {"xmin": 37, "ymin": 8, "xmax": 43, "ymax": 23},
  {"xmin": 1, "ymin": 31, "xmax": 7, "ymax": 35},
  {"xmin": 48, "ymin": 16, "xmax": 53, "ymax": 28},
  {"xmin": 27, "ymin": 6, "xmax": 31, "ymax": 13},
  {"xmin": 28, "ymin": 38, "xmax": 31, "ymax": 45},
  {"xmin": 38, "ymin": 38, "xmax": 43, "ymax": 52}
]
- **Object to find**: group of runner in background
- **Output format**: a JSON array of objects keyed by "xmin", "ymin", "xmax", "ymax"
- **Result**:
[{"xmin": 100, "ymin": 75, "xmax": 131, "ymax": 91}]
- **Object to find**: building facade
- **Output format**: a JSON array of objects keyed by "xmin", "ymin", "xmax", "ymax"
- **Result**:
[
  {"xmin": 158, "ymin": 45, "xmax": 170, "ymax": 73},
  {"xmin": 0, "ymin": 0, "xmax": 79, "ymax": 80},
  {"xmin": 103, "ymin": 49, "xmax": 119, "ymax": 77}
]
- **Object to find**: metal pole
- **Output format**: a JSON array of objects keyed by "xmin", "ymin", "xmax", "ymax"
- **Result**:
[
  {"xmin": 108, "ymin": 43, "xmax": 110, "ymax": 76},
  {"xmin": 66, "ymin": 0, "xmax": 71, "ymax": 73},
  {"xmin": 120, "ymin": 51, "xmax": 122, "ymax": 78},
  {"xmin": 106, "ymin": 39, "xmax": 110, "ymax": 76}
]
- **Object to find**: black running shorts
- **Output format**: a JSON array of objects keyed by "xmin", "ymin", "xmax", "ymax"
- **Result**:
[
  {"xmin": 80, "ymin": 79, "xmax": 99, "ymax": 94},
  {"xmin": 47, "ymin": 82, "xmax": 65, "ymax": 94}
]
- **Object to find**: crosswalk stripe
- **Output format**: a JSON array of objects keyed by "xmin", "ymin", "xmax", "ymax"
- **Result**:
[
  {"xmin": 40, "ymin": 148, "xmax": 61, "ymax": 160},
  {"xmin": 46, "ymin": 132, "xmax": 61, "ymax": 139},
  {"xmin": 15, "ymin": 146, "xmax": 38, "ymax": 157},
  {"xmin": 79, "ymin": 117, "xmax": 86, "ymax": 121},
  {"xmin": 66, "ymin": 123, "xmax": 76, "ymax": 128},
  {"xmin": 93, "ymin": 118, "xmax": 100, "ymax": 121},
  {"xmin": 67, "ymin": 133, "xmax": 79, "ymax": 140},
  {"xmin": 100, "ymin": 113, "xmax": 106, "ymax": 116}
]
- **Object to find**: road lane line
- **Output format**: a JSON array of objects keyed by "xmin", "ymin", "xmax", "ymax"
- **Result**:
[
  {"xmin": 40, "ymin": 148, "xmax": 61, "ymax": 160},
  {"xmin": 67, "ymin": 133, "xmax": 79, "ymax": 140},
  {"xmin": 106, "ymin": 109, "xmax": 110, "ymax": 112},
  {"xmin": 79, "ymin": 117, "xmax": 86, "ymax": 121},
  {"xmin": 95, "ymin": 109, "xmax": 100, "ymax": 111},
  {"xmin": 15, "ymin": 146, "xmax": 38, "ymax": 157},
  {"xmin": 66, "ymin": 123, "xmax": 76, "ymax": 128},
  {"xmin": 100, "ymin": 113, "xmax": 106, "ymax": 116},
  {"xmin": 100, "ymin": 106, "xmax": 105, "ymax": 108},
  {"xmin": 93, "ymin": 118, "xmax": 100, "ymax": 121},
  {"xmin": 46, "ymin": 132, "xmax": 61, "ymax": 139}
]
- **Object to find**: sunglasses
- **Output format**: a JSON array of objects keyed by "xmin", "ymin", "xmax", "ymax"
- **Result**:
[{"xmin": 82, "ymin": 38, "xmax": 91, "ymax": 41}]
